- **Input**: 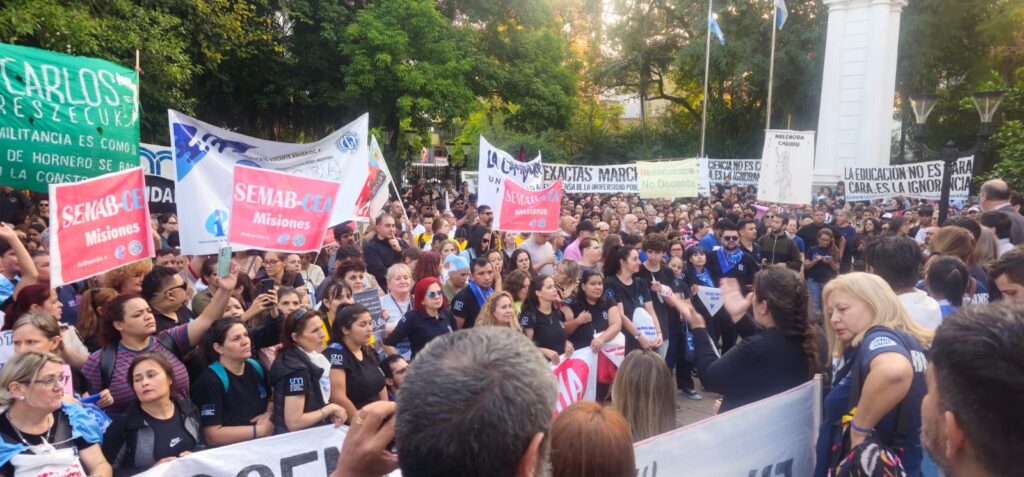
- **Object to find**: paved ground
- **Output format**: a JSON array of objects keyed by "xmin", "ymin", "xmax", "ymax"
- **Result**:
[{"xmin": 675, "ymin": 377, "xmax": 722, "ymax": 426}]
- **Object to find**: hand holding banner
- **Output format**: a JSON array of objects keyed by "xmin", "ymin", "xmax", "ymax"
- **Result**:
[
  {"xmin": 495, "ymin": 178, "xmax": 562, "ymax": 233},
  {"xmin": 551, "ymin": 347, "xmax": 598, "ymax": 416},
  {"xmin": 48, "ymin": 168, "xmax": 154, "ymax": 287},
  {"xmin": 228, "ymin": 165, "xmax": 341, "ymax": 253},
  {"xmin": 477, "ymin": 136, "xmax": 543, "ymax": 218}
]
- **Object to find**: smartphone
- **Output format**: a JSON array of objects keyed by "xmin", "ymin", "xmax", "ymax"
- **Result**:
[
  {"xmin": 257, "ymin": 278, "xmax": 276, "ymax": 296},
  {"xmin": 217, "ymin": 243, "xmax": 232, "ymax": 277}
]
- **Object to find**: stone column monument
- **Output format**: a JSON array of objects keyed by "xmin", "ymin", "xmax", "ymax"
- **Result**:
[{"xmin": 814, "ymin": 0, "xmax": 907, "ymax": 185}]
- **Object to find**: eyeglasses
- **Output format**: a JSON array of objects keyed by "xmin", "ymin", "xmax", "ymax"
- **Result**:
[
  {"xmin": 22, "ymin": 374, "xmax": 63, "ymax": 389},
  {"xmin": 425, "ymin": 290, "xmax": 443, "ymax": 299},
  {"xmin": 722, "ymin": 236, "xmax": 739, "ymax": 242},
  {"xmin": 162, "ymin": 282, "xmax": 187, "ymax": 294},
  {"xmin": 39, "ymin": 203, "xmax": 49, "ymax": 207},
  {"xmin": 265, "ymin": 259, "xmax": 281, "ymax": 265}
]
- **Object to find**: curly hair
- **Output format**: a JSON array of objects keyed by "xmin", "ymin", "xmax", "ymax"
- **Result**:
[
  {"xmin": 101, "ymin": 260, "xmax": 153, "ymax": 294},
  {"xmin": 753, "ymin": 267, "xmax": 819, "ymax": 378}
]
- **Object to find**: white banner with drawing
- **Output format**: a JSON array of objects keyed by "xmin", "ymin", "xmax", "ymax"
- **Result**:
[{"xmin": 757, "ymin": 130, "xmax": 815, "ymax": 205}]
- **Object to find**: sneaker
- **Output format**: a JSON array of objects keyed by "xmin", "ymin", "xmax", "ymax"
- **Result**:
[{"xmin": 681, "ymin": 388, "xmax": 703, "ymax": 401}]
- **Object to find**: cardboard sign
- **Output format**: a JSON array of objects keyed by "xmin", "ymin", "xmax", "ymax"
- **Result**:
[
  {"xmin": 228, "ymin": 165, "xmax": 341, "ymax": 253},
  {"xmin": 48, "ymin": 168, "xmax": 154, "ymax": 286},
  {"xmin": 352, "ymin": 287, "xmax": 386, "ymax": 351},
  {"xmin": 496, "ymin": 178, "xmax": 562, "ymax": 233}
]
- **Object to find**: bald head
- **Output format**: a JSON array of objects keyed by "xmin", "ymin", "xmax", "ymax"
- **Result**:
[{"xmin": 981, "ymin": 179, "xmax": 1011, "ymax": 211}]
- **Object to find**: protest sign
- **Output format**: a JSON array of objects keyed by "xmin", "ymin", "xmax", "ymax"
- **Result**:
[
  {"xmin": 140, "ymin": 144, "xmax": 176, "ymax": 214},
  {"xmin": 637, "ymin": 159, "xmax": 698, "ymax": 198},
  {"xmin": 0, "ymin": 43, "xmax": 140, "ymax": 192},
  {"xmin": 477, "ymin": 136, "xmax": 543, "ymax": 219},
  {"xmin": 228, "ymin": 165, "xmax": 340, "ymax": 253},
  {"xmin": 634, "ymin": 378, "xmax": 821, "ymax": 476},
  {"xmin": 495, "ymin": 178, "xmax": 562, "ymax": 233},
  {"xmin": 355, "ymin": 137, "xmax": 394, "ymax": 220},
  {"xmin": 552, "ymin": 347, "xmax": 598, "ymax": 416},
  {"xmin": 48, "ymin": 168, "xmax": 154, "ymax": 287},
  {"xmin": 843, "ymin": 156, "xmax": 973, "ymax": 202},
  {"xmin": 542, "ymin": 163, "xmax": 639, "ymax": 194},
  {"xmin": 697, "ymin": 159, "xmax": 761, "ymax": 195},
  {"xmin": 631, "ymin": 308, "xmax": 659, "ymax": 341},
  {"xmin": 352, "ymin": 287, "xmax": 387, "ymax": 352},
  {"xmin": 758, "ymin": 130, "xmax": 815, "ymax": 205},
  {"xmin": 461, "ymin": 171, "xmax": 479, "ymax": 194},
  {"xmin": 0, "ymin": 331, "xmax": 12, "ymax": 370},
  {"xmin": 169, "ymin": 110, "xmax": 368, "ymax": 255},
  {"xmin": 696, "ymin": 286, "xmax": 724, "ymax": 316}
]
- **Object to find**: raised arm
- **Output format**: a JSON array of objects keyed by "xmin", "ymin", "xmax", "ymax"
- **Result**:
[{"xmin": 186, "ymin": 267, "xmax": 239, "ymax": 346}]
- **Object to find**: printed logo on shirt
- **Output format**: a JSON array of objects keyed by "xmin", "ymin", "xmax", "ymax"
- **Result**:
[
  {"xmin": 319, "ymin": 375, "xmax": 331, "ymax": 396},
  {"xmin": 201, "ymin": 404, "xmax": 216, "ymax": 417},
  {"xmin": 453, "ymin": 299, "xmax": 464, "ymax": 312},
  {"xmin": 289, "ymin": 376, "xmax": 304, "ymax": 393},
  {"xmin": 605, "ymin": 290, "xmax": 615, "ymax": 299},
  {"xmin": 330, "ymin": 353, "xmax": 345, "ymax": 366},
  {"xmin": 738, "ymin": 264, "xmax": 745, "ymax": 271},
  {"xmin": 868, "ymin": 336, "xmax": 897, "ymax": 351},
  {"xmin": 910, "ymin": 350, "xmax": 928, "ymax": 373},
  {"xmin": 169, "ymin": 437, "xmax": 182, "ymax": 448},
  {"xmin": 520, "ymin": 316, "xmax": 530, "ymax": 327}
]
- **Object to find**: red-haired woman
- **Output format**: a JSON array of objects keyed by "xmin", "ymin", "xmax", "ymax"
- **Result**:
[{"xmin": 383, "ymin": 277, "xmax": 454, "ymax": 360}]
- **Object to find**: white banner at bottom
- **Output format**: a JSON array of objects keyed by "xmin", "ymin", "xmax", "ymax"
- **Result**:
[
  {"xmin": 136, "ymin": 424, "xmax": 402, "ymax": 477},
  {"xmin": 634, "ymin": 377, "xmax": 822, "ymax": 476}
]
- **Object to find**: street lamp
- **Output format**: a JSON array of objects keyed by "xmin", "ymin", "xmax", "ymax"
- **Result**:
[{"xmin": 909, "ymin": 90, "xmax": 1005, "ymax": 224}]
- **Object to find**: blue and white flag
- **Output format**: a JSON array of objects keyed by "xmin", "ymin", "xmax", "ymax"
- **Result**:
[
  {"xmin": 775, "ymin": 0, "xmax": 788, "ymax": 30},
  {"xmin": 709, "ymin": 14, "xmax": 725, "ymax": 45}
]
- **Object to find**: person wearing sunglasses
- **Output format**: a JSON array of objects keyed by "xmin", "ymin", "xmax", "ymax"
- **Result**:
[
  {"xmin": 140, "ymin": 266, "xmax": 194, "ymax": 334},
  {"xmin": 704, "ymin": 222, "xmax": 760, "ymax": 353},
  {"xmin": 383, "ymin": 277, "xmax": 454, "ymax": 360},
  {"xmin": 0, "ymin": 351, "xmax": 111, "ymax": 477}
]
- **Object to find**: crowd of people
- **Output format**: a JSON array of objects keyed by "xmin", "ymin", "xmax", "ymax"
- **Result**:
[{"xmin": 0, "ymin": 176, "xmax": 1022, "ymax": 477}]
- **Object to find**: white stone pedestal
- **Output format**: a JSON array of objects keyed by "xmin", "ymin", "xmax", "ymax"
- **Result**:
[{"xmin": 814, "ymin": 0, "xmax": 907, "ymax": 186}]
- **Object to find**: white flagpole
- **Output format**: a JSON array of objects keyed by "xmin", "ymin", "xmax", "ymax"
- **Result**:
[
  {"xmin": 766, "ymin": 5, "xmax": 778, "ymax": 130},
  {"xmin": 700, "ymin": 0, "xmax": 714, "ymax": 158}
]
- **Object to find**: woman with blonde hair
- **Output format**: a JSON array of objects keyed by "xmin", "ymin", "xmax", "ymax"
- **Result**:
[
  {"xmin": 611, "ymin": 350, "xmax": 676, "ymax": 442},
  {"xmin": 815, "ymin": 272, "xmax": 932, "ymax": 476},
  {"xmin": 476, "ymin": 291, "xmax": 520, "ymax": 331},
  {"xmin": 0, "ymin": 352, "xmax": 110, "ymax": 476},
  {"xmin": 100, "ymin": 261, "xmax": 153, "ymax": 296}
]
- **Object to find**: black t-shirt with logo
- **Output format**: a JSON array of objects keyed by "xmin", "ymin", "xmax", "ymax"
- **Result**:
[
  {"xmin": 634, "ymin": 265, "xmax": 679, "ymax": 336},
  {"xmin": 604, "ymin": 275, "xmax": 652, "ymax": 351},
  {"xmin": 451, "ymin": 285, "xmax": 484, "ymax": 329},
  {"xmin": 148, "ymin": 403, "xmax": 198, "ymax": 462},
  {"xmin": 566, "ymin": 297, "xmax": 613, "ymax": 349},
  {"xmin": 519, "ymin": 308, "xmax": 567, "ymax": 354},
  {"xmin": 191, "ymin": 361, "xmax": 271, "ymax": 428},
  {"xmin": 323, "ymin": 344, "xmax": 386, "ymax": 409}
]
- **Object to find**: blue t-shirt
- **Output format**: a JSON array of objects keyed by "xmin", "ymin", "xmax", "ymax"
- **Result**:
[{"xmin": 814, "ymin": 327, "xmax": 927, "ymax": 476}]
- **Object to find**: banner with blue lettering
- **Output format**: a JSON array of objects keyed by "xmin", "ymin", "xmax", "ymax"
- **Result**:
[{"xmin": 168, "ymin": 110, "xmax": 368, "ymax": 255}]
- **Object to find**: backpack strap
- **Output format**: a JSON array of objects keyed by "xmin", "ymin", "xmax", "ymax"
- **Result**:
[
  {"xmin": 209, "ymin": 361, "xmax": 230, "ymax": 394},
  {"xmin": 99, "ymin": 344, "xmax": 118, "ymax": 390},
  {"xmin": 246, "ymin": 358, "xmax": 265, "ymax": 381},
  {"xmin": 155, "ymin": 332, "xmax": 180, "ymax": 357}
]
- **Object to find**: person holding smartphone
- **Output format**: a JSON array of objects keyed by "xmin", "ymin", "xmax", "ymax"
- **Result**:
[{"xmin": 804, "ymin": 228, "xmax": 840, "ymax": 323}]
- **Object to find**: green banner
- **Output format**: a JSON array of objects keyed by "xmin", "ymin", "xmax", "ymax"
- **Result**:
[
  {"xmin": 0, "ymin": 43, "xmax": 139, "ymax": 192},
  {"xmin": 637, "ymin": 159, "xmax": 698, "ymax": 198}
]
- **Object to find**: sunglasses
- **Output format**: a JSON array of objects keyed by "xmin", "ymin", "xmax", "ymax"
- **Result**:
[
  {"xmin": 163, "ymin": 282, "xmax": 187, "ymax": 294},
  {"xmin": 426, "ymin": 290, "xmax": 443, "ymax": 299},
  {"xmin": 722, "ymin": 236, "xmax": 739, "ymax": 242}
]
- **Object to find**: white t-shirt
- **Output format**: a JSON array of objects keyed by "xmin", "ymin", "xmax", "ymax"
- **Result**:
[
  {"xmin": 519, "ymin": 239, "xmax": 555, "ymax": 276},
  {"xmin": 898, "ymin": 289, "xmax": 943, "ymax": 330}
]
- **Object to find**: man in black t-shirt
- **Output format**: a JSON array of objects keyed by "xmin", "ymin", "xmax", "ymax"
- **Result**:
[{"xmin": 451, "ymin": 258, "xmax": 495, "ymax": 329}]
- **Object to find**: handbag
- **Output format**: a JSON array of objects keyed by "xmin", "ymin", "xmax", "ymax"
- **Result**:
[{"xmin": 827, "ymin": 328, "xmax": 914, "ymax": 477}]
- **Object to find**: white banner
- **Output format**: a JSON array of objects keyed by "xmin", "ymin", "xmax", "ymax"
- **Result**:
[
  {"xmin": 551, "ymin": 347, "xmax": 598, "ymax": 416},
  {"xmin": 758, "ymin": 130, "xmax": 815, "ymax": 205},
  {"xmin": 696, "ymin": 286, "xmax": 724, "ymax": 316},
  {"xmin": 169, "ymin": 111, "xmax": 369, "ymax": 255},
  {"xmin": 542, "ymin": 163, "xmax": 638, "ymax": 194},
  {"xmin": 843, "ymin": 156, "xmax": 973, "ymax": 202},
  {"xmin": 365, "ymin": 136, "xmax": 394, "ymax": 219},
  {"xmin": 477, "ymin": 136, "xmax": 543, "ymax": 219},
  {"xmin": 140, "ymin": 144, "xmax": 177, "ymax": 215},
  {"xmin": 634, "ymin": 378, "xmax": 822, "ymax": 476},
  {"xmin": 697, "ymin": 159, "xmax": 761, "ymax": 195},
  {"xmin": 137, "ymin": 425, "xmax": 402, "ymax": 477}
]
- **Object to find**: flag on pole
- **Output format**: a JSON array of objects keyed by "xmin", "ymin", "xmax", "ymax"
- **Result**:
[
  {"xmin": 775, "ymin": 0, "xmax": 788, "ymax": 30},
  {"xmin": 709, "ymin": 14, "xmax": 725, "ymax": 45}
]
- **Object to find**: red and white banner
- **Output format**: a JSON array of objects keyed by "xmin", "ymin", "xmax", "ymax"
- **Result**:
[
  {"xmin": 551, "ymin": 347, "xmax": 597, "ymax": 416},
  {"xmin": 496, "ymin": 178, "xmax": 562, "ymax": 233},
  {"xmin": 48, "ymin": 168, "xmax": 155, "ymax": 287},
  {"xmin": 228, "ymin": 165, "xmax": 341, "ymax": 253}
]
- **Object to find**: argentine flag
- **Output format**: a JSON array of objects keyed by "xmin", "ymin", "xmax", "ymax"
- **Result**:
[
  {"xmin": 709, "ymin": 14, "xmax": 725, "ymax": 45},
  {"xmin": 775, "ymin": 0, "xmax": 788, "ymax": 30}
]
